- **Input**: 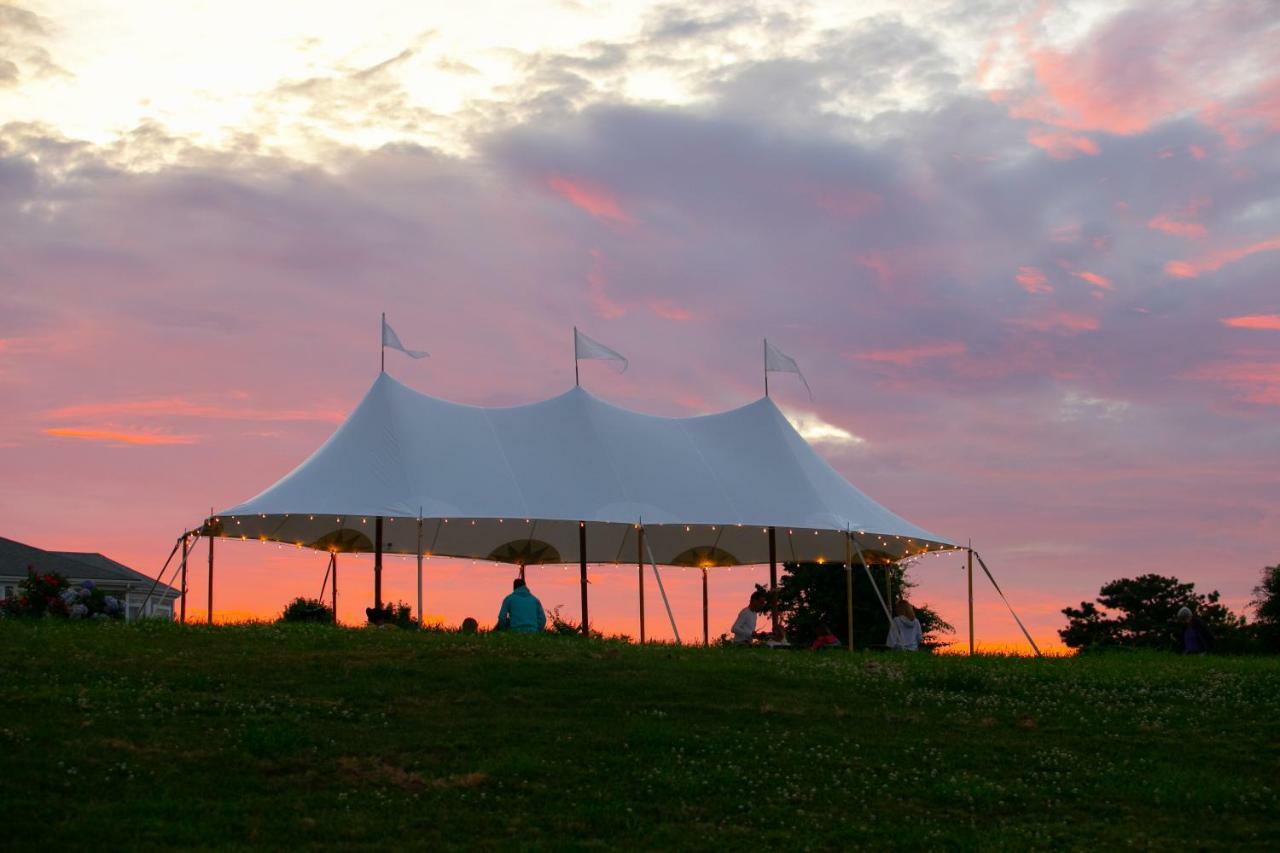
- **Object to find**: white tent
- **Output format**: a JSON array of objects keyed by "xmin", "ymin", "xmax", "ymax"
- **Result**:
[{"xmin": 211, "ymin": 373, "xmax": 956, "ymax": 566}]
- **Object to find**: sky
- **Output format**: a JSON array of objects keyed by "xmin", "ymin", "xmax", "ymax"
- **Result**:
[{"xmin": 1, "ymin": 0, "xmax": 1277, "ymax": 652}]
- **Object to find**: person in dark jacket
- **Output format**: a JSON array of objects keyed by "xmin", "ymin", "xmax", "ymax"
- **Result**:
[{"xmin": 1175, "ymin": 606, "xmax": 1214, "ymax": 654}]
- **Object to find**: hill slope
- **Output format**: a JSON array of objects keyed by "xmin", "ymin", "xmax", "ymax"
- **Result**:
[{"xmin": 1, "ymin": 622, "xmax": 1277, "ymax": 849}]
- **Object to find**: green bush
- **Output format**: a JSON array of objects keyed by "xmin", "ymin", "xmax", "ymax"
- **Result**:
[{"xmin": 280, "ymin": 597, "xmax": 334, "ymax": 624}]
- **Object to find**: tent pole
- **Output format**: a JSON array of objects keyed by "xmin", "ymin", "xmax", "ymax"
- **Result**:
[
  {"xmin": 637, "ymin": 526, "xmax": 646, "ymax": 643},
  {"xmin": 884, "ymin": 564, "xmax": 893, "ymax": 613},
  {"xmin": 641, "ymin": 524, "xmax": 681, "ymax": 644},
  {"xmin": 573, "ymin": 326, "xmax": 579, "ymax": 387},
  {"xmin": 763, "ymin": 338, "xmax": 769, "ymax": 397},
  {"xmin": 768, "ymin": 527, "xmax": 778, "ymax": 635},
  {"xmin": 416, "ymin": 514, "xmax": 424, "ymax": 626},
  {"xmin": 844, "ymin": 532, "xmax": 853, "ymax": 651},
  {"xmin": 374, "ymin": 516, "xmax": 384, "ymax": 611},
  {"xmin": 967, "ymin": 542, "xmax": 974, "ymax": 655},
  {"xmin": 701, "ymin": 568, "xmax": 709, "ymax": 647},
  {"xmin": 179, "ymin": 532, "xmax": 189, "ymax": 624},
  {"xmin": 206, "ymin": 526, "xmax": 215, "ymax": 625},
  {"xmin": 579, "ymin": 521, "xmax": 589, "ymax": 636},
  {"xmin": 380, "ymin": 312, "xmax": 385, "ymax": 373},
  {"xmin": 332, "ymin": 553, "xmax": 339, "ymax": 624}
]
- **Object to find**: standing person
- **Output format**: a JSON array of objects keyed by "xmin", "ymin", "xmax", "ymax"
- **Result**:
[
  {"xmin": 1175, "ymin": 606, "xmax": 1214, "ymax": 655},
  {"xmin": 730, "ymin": 590, "xmax": 768, "ymax": 644},
  {"xmin": 886, "ymin": 600, "xmax": 924, "ymax": 651},
  {"xmin": 496, "ymin": 578, "xmax": 546, "ymax": 633}
]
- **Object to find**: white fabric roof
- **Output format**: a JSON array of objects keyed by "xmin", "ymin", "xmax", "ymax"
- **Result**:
[{"xmin": 213, "ymin": 374, "xmax": 955, "ymax": 565}]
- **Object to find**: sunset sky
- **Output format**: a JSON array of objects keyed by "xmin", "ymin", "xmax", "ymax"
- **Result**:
[{"xmin": 2, "ymin": 0, "xmax": 1277, "ymax": 651}]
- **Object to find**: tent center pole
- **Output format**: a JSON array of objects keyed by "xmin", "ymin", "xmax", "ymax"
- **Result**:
[
  {"xmin": 416, "ymin": 516, "xmax": 424, "ymax": 626},
  {"xmin": 374, "ymin": 517, "xmax": 384, "ymax": 611},
  {"xmin": 579, "ymin": 521, "xmax": 589, "ymax": 636},
  {"xmin": 332, "ymin": 553, "xmax": 339, "ymax": 624}
]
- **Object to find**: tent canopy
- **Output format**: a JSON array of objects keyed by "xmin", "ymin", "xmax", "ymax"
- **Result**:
[{"xmin": 212, "ymin": 373, "xmax": 955, "ymax": 565}]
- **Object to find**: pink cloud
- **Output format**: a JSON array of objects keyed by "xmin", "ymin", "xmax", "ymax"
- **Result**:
[
  {"xmin": 1148, "ymin": 215, "xmax": 1206, "ymax": 239},
  {"xmin": 648, "ymin": 300, "xmax": 693, "ymax": 322},
  {"xmin": 1026, "ymin": 126, "xmax": 1098, "ymax": 159},
  {"xmin": 1015, "ymin": 266, "xmax": 1052, "ymax": 294},
  {"xmin": 1009, "ymin": 311, "xmax": 1100, "ymax": 334},
  {"xmin": 45, "ymin": 397, "xmax": 345, "ymax": 423},
  {"xmin": 44, "ymin": 427, "xmax": 198, "ymax": 446},
  {"xmin": 1165, "ymin": 235, "xmax": 1280, "ymax": 279},
  {"xmin": 545, "ymin": 175, "xmax": 634, "ymax": 225},
  {"xmin": 1221, "ymin": 315, "xmax": 1280, "ymax": 331},
  {"xmin": 1071, "ymin": 270, "xmax": 1112, "ymax": 290},
  {"xmin": 1186, "ymin": 361, "xmax": 1280, "ymax": 405},
  {"xmin": 853, "ymin": 342, "xmax": 967, "ymax": 365}
]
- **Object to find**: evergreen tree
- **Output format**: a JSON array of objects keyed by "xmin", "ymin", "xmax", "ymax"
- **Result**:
[
  {"xmin": 774, "ymin": 559, "xmax": 952, "ymax": 650},
  {"xmin": 1060, "ymin": 574, "xmax": 1246, "ymax": 651},
  {"xmin": 1250, "ymin": 564, "xmax": 1280, "ymax": 652}
]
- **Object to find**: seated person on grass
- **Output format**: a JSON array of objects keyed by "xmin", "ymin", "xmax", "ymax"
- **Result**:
[
  {"xmin": 495, "ymin": 578, "xmax": 546, "ymax": 633},
  {"xmin": 811, "ymin": 623, "xmax": 841, "ymax": 651},
  {"xmin": 886, "ymin": 600, "xmax": 924, "ymax": 651},
  {"xmin": 730, "ymin": 590, "xmax": 770, "ymax": 644}
]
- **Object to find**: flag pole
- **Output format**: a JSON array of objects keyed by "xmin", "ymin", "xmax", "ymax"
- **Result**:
[
  {"xmin": 763, "ymin": 339, "xmax": 769, "ymax": 397},
  {"xmin": 573, "ymin": 326, "xmax": 579, "ymax": 386},
  {"xmin": 381, "ymin": 312, "xmax": 385, "ymax": 373}
]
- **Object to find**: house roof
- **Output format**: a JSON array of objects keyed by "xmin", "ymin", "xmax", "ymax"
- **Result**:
[{"xmin": 0, "ymin": 535, "xmax": 178, "ymax": 595}]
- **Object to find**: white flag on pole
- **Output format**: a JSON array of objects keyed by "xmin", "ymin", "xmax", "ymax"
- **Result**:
[
  {"xmin": 765, "ymin": 339, "xmax": 813, "ymax": 400},
  {"xmin": 574, "ymin": 328, "xmax": 628, "ymax": 372},
  {"xmin": 382, "ymin": 317, "xmax": 429, "ymax": 359}
]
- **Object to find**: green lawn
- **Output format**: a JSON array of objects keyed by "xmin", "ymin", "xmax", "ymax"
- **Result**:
[{"xmin": 1, "ymin": 622, "xmax": 1277, "ymax": 850}]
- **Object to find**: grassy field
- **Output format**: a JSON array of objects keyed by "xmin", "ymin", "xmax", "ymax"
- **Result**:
[{"xmin": 1, "ymin": 622, "xmax": 1277, "ymax": 850}]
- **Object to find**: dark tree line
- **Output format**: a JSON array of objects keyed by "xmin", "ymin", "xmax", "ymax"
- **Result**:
[{"xmin": 1060, "ymin": 564, "xmax": 1280, "ymax": 654}]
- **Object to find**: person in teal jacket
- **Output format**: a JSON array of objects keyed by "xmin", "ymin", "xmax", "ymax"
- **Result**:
[{"xmin": 496, "ymin": 578, "xmax": 546, "ymax": 633}]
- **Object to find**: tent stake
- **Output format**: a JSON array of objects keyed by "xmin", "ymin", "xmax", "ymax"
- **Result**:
[
  {"xmin": 637, "ymin": 526, "xmax": 646, "ymax": 643},
  {"xmin": 768, "ymin": 527, "xmax": 778, "ymax": 635},
  {"xmin": 967, "ymin": 542, "xmax": 974, "ymax": 655},
  {"xmin": 579, "ymin": 521, "xmax": 589, "ymax": 636}
]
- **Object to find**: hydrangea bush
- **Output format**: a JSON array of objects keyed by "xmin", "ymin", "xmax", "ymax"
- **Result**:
[{"xmin": 0, "ymin": 569, "xmax": 123, "ymax": 620}]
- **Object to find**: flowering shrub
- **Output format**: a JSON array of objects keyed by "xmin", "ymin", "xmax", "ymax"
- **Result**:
[{"xmin": 0, "ymin": 568, "xmax": 123, "ymax": 620}]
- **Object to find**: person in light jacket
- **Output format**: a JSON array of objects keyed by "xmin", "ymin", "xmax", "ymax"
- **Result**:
[
  {"xmin": 887, "ymin": 600, "xmax": 924, "ymax": 651},
  {"xmin": 496, "ymin": 578, "xmax": 546, "ymax": 633},
  {"xmin": 730, "ymin": 590, "xmax": 768, "ymax": 644}
]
